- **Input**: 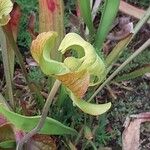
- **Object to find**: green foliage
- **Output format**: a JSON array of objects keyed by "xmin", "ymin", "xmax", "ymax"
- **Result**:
[
  {"xmin": 64, "ymin": 0, "xmax": 76, "ymax": 10},
  {"xmin": 78, "ymin": 0, "xmax": 94, "ymax": 35},
  {"xmin": 0, "ymin": 140, "xmax": 16, "ymax": 149},
  {"xmin": 0, "ymin": 104, "xmax": 77, "ymax": 135},
  {"xmin": 15, "ymin": 0, "xmax": 38, "ymax": 50},
  {"xmin": 118, "ymin": 48, "xmax": 150, "ymax": 73},
  {"xmin": 95, "ymin": 115, "xmax": 112, "ymax": 146},
  {"xmin": 28, "ymin": 67, "xmax": 45, "ymax": 85},
  {"xmin": 28, "ymin": 67, "xmax": 46, "ymax": 109},
  {"xmin": 52, "ymin": 96, "xmax": 84, "ymax": 126},
  {"xmin": 1, "ymin": 0, "xmax": 150, "ymax": 148},
  {"xmin": 94, "ymin": 0, "xmax": 120, "ymax": 53}
]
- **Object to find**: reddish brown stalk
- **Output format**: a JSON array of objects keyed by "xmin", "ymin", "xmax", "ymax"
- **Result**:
[{"xmin": 39, "ymin": 0, "xmax": 64, "ymax": 60}]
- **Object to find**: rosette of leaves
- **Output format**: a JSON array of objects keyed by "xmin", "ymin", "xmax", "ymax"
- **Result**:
[{"xmin": 31, "ymin": 31, "xmax": 111, "ymax": 116}]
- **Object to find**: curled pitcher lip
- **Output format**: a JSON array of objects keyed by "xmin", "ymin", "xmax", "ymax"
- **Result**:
[{"xmin": 31, "ymin": 31, "xmax": 111, "ymax": 115}]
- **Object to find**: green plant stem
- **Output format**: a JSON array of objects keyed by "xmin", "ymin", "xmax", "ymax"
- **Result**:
[
  {"xmin": 0, "ymin": 28, "xmax": 14, "ymax": 108},
  {"xmin": 16, "ymin": 80, "xmax": 61, "ymax": 150},
  {"xmin": 134, "ymin": 6, "xmax": 150, "ymax": 35},
  {"xmin": 2, "ymin": 24, "xmax": 29, "ymax": 88},
  {"xmin": 88, "ymin": 38, "xmax": 150, "ymax": 102}
]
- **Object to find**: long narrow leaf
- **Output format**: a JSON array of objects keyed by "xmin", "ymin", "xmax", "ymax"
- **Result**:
[
  {"xmin": 0, "ymin": 104, "xmax": 77, "ymax": 135},
  {"xmin": 78, "ymin": 0, "xmax": 94, "ymax": 35},
  {"xmin": 115, "ymin": 64, "xmax": 150, "ymax": 82},
  {"xmin": 95, "ymin": 0, "xmax": 120, "ymax": 52},
  {"xmin": 0, "ymin": 140, "xmax": 16, "ymax": 149},
  {"xmin": 106, "ymin": 34, "xmax": 133, "ymax": 67},
  {"xmin": 0, "ymin": 28, "xmax": 14, "ymax": 107}
]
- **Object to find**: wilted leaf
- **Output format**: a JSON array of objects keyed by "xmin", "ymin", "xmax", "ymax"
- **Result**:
[
  {"xmin": 122, "ymin": 112, "xmax": 150, "ymax": 150},
  {"xmin": 0, "ymin": 104, "xmax": 77, "ymax": 135}
]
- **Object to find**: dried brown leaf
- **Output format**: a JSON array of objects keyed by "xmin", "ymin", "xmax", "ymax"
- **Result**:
[{"xmin": 122, "ymin": 112, "xmax": 150, "ymax": 150}]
